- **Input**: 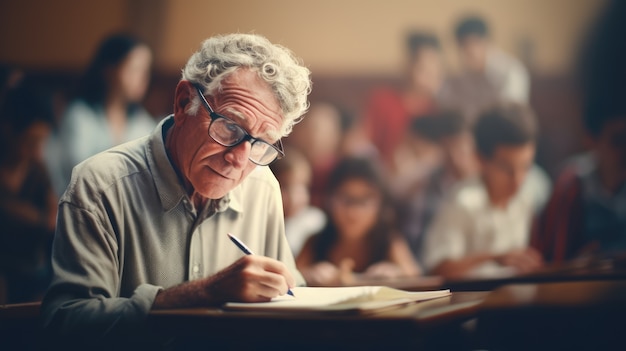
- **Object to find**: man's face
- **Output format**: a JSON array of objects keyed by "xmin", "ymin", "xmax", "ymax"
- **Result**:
[
  {"xmin": 410, "ymin": 47, "xmax": 444, "ymax": 95},
  {"xmin": 480, "ymin": 143, "xmax": 535, "ymax": 205},
  {"xmin": 459, "ymin": 35, "xmax": 488, "ymax": 72},
  {"xmin": 174, "ymin": 69, "xmax": 284, "ymax": 199}
]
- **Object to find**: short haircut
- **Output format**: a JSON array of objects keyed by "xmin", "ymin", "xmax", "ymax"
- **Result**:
[
  {"xmin": 406, "ymin": 32, "xmax": 440, "ymax": 63},
  {"xmin": 182, "ymin": 33, "xmax": 312, "ymax": 137},
  {"xmin": 455, "ymin": 15, "xmax": 489, "ymax": 42},
  {"xmin": 409, "ymin": 111, "xmax": 466, "ymax": 142},
  {"xmin": 473, "ymin": 103, "xmax": 538, "ymax": 158}
]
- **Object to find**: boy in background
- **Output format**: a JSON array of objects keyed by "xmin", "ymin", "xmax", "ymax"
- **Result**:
[{"xmin": 422, "ymin": 103, "xmax": 548, "ymax": 278}]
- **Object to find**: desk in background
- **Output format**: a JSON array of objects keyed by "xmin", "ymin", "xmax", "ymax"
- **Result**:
[
  {"xmin": 444, "ymin": 256, "xmax": 626, "ymax": 291},
  {"xmin": 476, "ymin": 280, "xmax": 626, "ymax": 350}
]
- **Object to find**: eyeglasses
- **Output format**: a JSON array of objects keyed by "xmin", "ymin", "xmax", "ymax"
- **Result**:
[
  {"xmin": 331, "ymin": 194, "xmax": 381, "ymax": 209},
  {"xmin": 194, "ymin": 85, "xmax": 284, "ymax": 166}
]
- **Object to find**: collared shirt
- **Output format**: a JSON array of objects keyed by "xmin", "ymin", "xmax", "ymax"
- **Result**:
[
  {"xmin": 41, "ymin": 116, "xmax": 303, "ymax": 339},
  {"xmin": 421, "ymin": 167, "xmax": 548, "ymax": 277}
]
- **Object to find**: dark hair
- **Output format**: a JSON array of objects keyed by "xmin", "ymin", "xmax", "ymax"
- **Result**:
[
  {"xmin": 455, "ymin": 15, "xmax": 489, "ymax": 42},
  {"xmin": 578, "ymin": 0, "xmax": 626, "ymax": 136},
  {"xmin": 473, "ymin": 103, "xmax": 537, "ymax": 158},
  {"xmin": 0, "ymin": 78, "xmax": 54, "ymax": 134},
  {"xmin": 406, "ymin": 32, "xmax": 440, "ymax": 63},
  {"xmin": 312, "ymin": 157, "xmax": 394, "ymax": 266},
  {"xmin": 76, "ymin": 33, "xmax": 146, "ymax": 107},
  {"xmin": 409, "ymin": 111, "xmax": 466, "ymax": 142},
  {"xmin": 0, "ymin": 78, "xmax": 55, "ymax": 163}
]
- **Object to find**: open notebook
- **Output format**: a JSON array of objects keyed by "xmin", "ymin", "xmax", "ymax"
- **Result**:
[{"xmin": 224, "ymin": 286, "xmax": 450, "ymax": 315}]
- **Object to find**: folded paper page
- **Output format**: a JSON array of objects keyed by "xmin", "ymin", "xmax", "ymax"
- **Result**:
[{"xmin": 224, "ymin": 286, "xmax": 450, "ymax": 314}]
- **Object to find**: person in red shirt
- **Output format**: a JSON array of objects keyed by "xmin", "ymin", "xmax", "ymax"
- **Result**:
[{"xmin": 359, "ymin": 32, "xmax": 445, "ymax": 166}]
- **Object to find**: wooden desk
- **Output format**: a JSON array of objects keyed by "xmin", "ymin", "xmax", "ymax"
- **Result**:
[
  {"xmin": 149, "ymin": 292, "xmax": 487, "ymax": 350},
  {"xmin": 0, "ymin": 301, "xmax": 42, "ymax": 350},
  {"xmin": 476, "ymin": 280, "xmax": 626, "ymax": 350},
  {"xmin": 444, "ymin": 257, "xmax": 626, "ymax": 291},
  {"xmin": 0, "ymin": 293, "xmax": 486, "ymax": 350}
]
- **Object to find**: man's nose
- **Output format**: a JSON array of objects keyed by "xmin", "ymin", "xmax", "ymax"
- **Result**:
[{"xmin": 224, "ymin": 141, "xmax": 251, "ymax": 167}]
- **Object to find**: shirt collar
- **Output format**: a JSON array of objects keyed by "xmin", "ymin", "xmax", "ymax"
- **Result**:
[{"xmin": 146, "ymin": 115, "xmax": 243, "ymax": 214}]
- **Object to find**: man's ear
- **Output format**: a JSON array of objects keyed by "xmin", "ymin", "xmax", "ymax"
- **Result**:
[{"xmin": 173, "ymin": 80, "xmax": 194, "ymax": 124}]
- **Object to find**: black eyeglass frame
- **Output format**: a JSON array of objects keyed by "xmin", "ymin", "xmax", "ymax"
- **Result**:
[{"xmin": 193, "ymin": 84, "xmax": 285, "ymax": 166}]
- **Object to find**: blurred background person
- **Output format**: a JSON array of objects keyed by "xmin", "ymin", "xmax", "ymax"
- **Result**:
[
  {"xmin": 296, "ymin": 157, "xmax": 420, "ymax": 286},
  {"xmin": 270, "ymin": 146, "xmax": 326, "ymax": 257},
  {"xmin": 0, "ymin": 76, "xmax": 57, "ymax": 303},
  {"xmin": 353, "ymin": 31, "xmax": 445, "ymax": 169},
  {"xmin": 46, "ymin": 33, "xmax": 157, "ymax": 196},
  {"xmin": 532, "ymin": 0, "xmax": 626, "ymax": 263},
  {"xmin": 397, "ymin": 111, "xmax": 478, "ymax": 264},
  {"xmin": 422, "ymin": 103, "xmax": 546, "ymax": 279},
  {"xmin": 439, "ymin": 15, "xmax": 530, "ymax": 122},
  {"xmin": 286, "ymin": 101, "xmax": 352, "ymax": 208}
]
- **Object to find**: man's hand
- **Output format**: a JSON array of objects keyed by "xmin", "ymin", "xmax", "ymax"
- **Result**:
[
  {"xmin": 207, "ymin": 255, "xmax": 295, "ymax": 302},
  {"xmin": 152, "ymin": 255, "xmax": 295, "ymax": 309},
  {"xmin": 363, "ymin": 261, "xmax": 405, "ymax": 279},
  {"xmin": 495, "ymin": 247, "xmax": 544, "ymax": 274}
]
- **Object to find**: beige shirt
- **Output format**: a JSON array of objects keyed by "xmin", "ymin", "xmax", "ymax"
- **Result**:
[{"xmin": 41, "ymin": 116, "xmax": 303, "ymax": 338}]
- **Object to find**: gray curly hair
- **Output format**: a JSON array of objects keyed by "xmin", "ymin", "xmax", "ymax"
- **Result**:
[{"xmin": 181, "ymin": 33, "xmax": 312, "ymax": 137}]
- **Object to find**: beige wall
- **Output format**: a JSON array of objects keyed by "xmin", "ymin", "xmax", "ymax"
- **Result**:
[{"xmin": 0, "ymin": 0, "xmax": 607, "ymax": 75}]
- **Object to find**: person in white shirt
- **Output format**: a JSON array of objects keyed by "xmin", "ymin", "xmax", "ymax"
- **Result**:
[
  {"xmin": 438, "ymin": 15, "xmax": 530, "ymax": 122},
  {"xmin": 422, "ymin": 103, "xmax": 546, "ymax": 279}
]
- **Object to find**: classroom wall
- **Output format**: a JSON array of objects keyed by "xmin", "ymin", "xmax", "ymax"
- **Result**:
[
  {"xmin": 0, "ymin": 0, "xmax": 607, "ymax": 177},
  {"xmin": 0, "ymin": 0, "xmax": 607, "ymax": 76}
]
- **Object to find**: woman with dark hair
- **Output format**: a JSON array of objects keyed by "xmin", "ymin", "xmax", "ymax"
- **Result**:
[
  {"xmin": 47, "ymin": 33, "xmax": 156, "ymax": 195},
  {"xmin": 296, "ymin": 157, "xmax": 420, "ymax": 286}
]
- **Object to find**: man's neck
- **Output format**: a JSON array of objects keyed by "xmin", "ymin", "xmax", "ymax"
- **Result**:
[{"xmin": 164, "ymin": 123, "xmax": 201, "ymax": 206}]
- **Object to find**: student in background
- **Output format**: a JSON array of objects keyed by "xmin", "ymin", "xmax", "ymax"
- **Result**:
[
  {"xmin": 439, "ymin": 15, "xmax": 530, "ymax": 122},
  {"xmin": 47, "ymin": 33, "xmax": 156, "ymax": 195},
  {"xmin": 354, "ymin": 31, "xmax": 444, "ymax": 167},
  {"xmin": 270, "ymin": 146, "xmax": 326, "ymax": 256},
  {"xmin": 532, "ymin": 0, "xmax": 626, "ymax": 262},
  {"xmin": 286, "ymin": 101, "xmax": 349, "ymax": 207},
  {"xmin": 0, "ymin": 78, "xmax": 57, "ymax": 303},
  {"xmin": 398, "ymin": 111, "xmax": 478, "ymax": 263},
  {"xmin": 422, "ymin": 103, "xmax": 545, "ymax": 279},
  {"xmin": 297, "ymin": 157, "xmax": 421, "ymax": 286}
]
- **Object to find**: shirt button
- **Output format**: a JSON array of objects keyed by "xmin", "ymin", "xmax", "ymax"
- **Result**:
[{"xmin": 192, "ymin": 264, "xmax": 200, "ymax": 274}]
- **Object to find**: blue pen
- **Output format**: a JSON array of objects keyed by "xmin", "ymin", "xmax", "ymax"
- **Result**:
[{"xmin": 227, "ymin": 233, "xmax": 295, "ymax": 297}]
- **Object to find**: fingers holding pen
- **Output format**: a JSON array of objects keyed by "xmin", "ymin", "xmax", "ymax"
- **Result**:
[{"xmin": 213, "ymin": 255, "xmax": 294, "ymax": 302}]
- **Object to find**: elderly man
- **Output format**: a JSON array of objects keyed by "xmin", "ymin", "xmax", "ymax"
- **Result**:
[{"xmin": 41, "ymin": 34, "xmax": 311, "ymax": 344}]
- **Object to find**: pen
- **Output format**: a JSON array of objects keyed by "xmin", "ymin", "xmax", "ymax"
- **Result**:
[{"xmin": 227, "ymin": 233, "xmax": 295, "ymax": 297}]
